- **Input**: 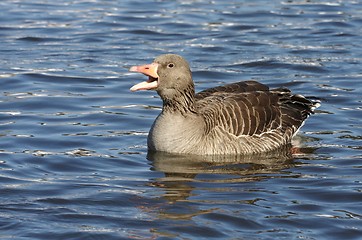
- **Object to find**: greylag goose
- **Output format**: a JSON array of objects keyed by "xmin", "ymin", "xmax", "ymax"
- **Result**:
[{"xmin": 129, "ymin": 54, "xmax": 320, "ymax": 155}]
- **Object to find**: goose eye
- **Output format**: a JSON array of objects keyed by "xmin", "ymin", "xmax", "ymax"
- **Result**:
[{"xmin": 167, "ymin": 63, "xmax": 175, "ymax": 68}]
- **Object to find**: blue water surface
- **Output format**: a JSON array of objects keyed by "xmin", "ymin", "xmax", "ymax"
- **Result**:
[{"xmin": 0, "ymin": 0, "xmax": 361, "ymax": 239}]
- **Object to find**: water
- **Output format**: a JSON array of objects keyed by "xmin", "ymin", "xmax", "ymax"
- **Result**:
[{"xmin": 0, "ymin": 0, "xmax": 361, "ymax": 239}]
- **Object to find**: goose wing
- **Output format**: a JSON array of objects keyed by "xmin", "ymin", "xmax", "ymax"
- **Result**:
[
  {"xmin": 196, "ymin": 82, "xmax": 317, "ymax": 138},
  {"xmin": 198, "ymin": 90, "xmax": 282, "ymax": 137}
]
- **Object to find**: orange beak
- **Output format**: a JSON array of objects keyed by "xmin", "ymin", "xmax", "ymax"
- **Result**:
[{"xmin": 129, "ymin": 63, "xmax": 159, "ymax": 92}]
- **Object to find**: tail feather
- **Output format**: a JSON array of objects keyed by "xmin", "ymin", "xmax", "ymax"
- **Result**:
[
  {"xmin": 271, "ymin": 87, "xmax": 321, "ymax": 116},
  {"xmin": 270, "ymin": 87, "xmax": 321, "ymax": 137}
]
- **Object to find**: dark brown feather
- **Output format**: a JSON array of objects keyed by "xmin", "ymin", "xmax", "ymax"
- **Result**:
[{"xmin": 196, "ymin": 82, "xmax": 317, "ymax": 139}]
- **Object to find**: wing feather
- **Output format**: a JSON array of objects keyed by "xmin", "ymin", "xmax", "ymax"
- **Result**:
[
  {"xmin": 198, "ymin": 91, "xmax": 282, "ymax": 137},
  {"xmin": 196, "ymin": 81, "xmax": 318, "ymax": 140}
]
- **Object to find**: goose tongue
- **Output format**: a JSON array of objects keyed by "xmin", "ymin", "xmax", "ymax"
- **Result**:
[{"xmin": 129, "ymin": 63, "xmax": 159, "ymax": 92}]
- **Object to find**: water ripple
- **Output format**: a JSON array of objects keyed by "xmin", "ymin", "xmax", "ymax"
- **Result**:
[{"xmin": 0, "ymin": 0, "xmax": 361, "ymax": 239}]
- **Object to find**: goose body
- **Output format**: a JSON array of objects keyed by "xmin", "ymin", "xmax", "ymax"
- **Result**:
[{"xmin": 129, "ymin": 54, "xmax": 319, "ymax": 155}]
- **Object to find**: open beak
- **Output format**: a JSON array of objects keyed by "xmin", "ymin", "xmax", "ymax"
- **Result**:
[{"xmin": 129, "ymin": 63, "xmax": 159, "ymax": 92}]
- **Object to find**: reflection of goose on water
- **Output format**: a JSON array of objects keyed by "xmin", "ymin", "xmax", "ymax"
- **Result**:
[
  {"xmin": 130, "ymin": 54, "xmax": 320, "ymax": 155},
  {"xmin": 148, "ymin": 145, "xmax": 295, "ymax": 178},
  {"xmin": 147, "ymin": 146, "xmax": 300, "ymax": 203}
]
